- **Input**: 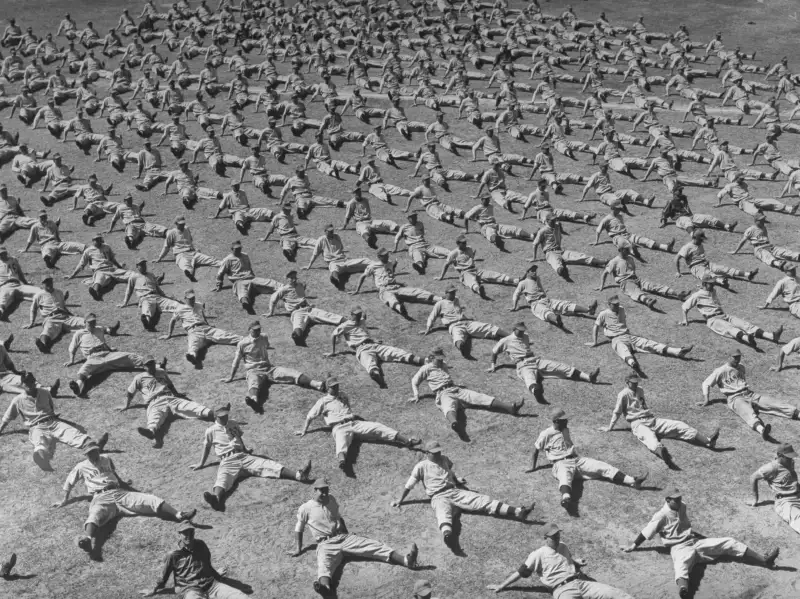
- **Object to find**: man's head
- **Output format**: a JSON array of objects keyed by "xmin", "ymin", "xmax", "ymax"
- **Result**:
[
  {"xmin": 143, "ymin": 354, "xmax": 157, "ymax": 375},
  {"xmin": 542, "ymin": 522, "xmax": 561, "ymax": 548},
  {"xmin": 136, "ymin": 257, "xmax": 147, "ymax": 273},
  {"xmin": 550, "ymin": 407, "xmax": 567, "ymax": 430},
  {"xmin": 84, "ymin": 442, "xmax": 102, "ymax": 466},
  {"xmin": 41, "ymin": 275, "xmax": 54, "ymax": 291},
  {"xmin": 513, "ymin": 321, "xmax": 526, "ymax": 338},
  {"xmin": 92, "ymin": 233, "xmax": 104, "ymax": 247},
  {"xmin": 777, "ymin": 442, "xmax": 799, "ymax": 465},
  {"xmin": 231, "ymin": 240, "xmax": 242, "ymax": 256},
  {"xmin": 665, "ymin": 488, "xmax": 682, "ymax": 511},
  {"xmin": 728, "ymin": 348, "xmax": 742, "ymax": 367},
  {"xmin": 607, "ymin": 295, "xmax": 620, "ymax": 312},
  {"xmin": 324, "ymin": 223, "xmax": 335, "ymax": 239},
  {"xmin": 625, "ymin": 373, "xmax": 640, "ymax": 391},
  {"xmin": 313, "ymin": 478, "xmax": 331, "ymax": 503},
  {"xmin": 249, "ymin": 320, "xmax": 261, "ymax": 338},
  {"xmin": 175, "ymin": 216, "xmax": 186, "ymax": 230},
  {"xmin": 214, "ymin": 402, "xmax": 230, "ymax": 426}
]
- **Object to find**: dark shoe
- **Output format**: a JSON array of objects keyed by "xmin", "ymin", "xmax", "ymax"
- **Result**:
[
  {"xmin": 35, "ymin": 337, "xmax": 49, "ymax": 353},
  {"xmin": 109, "ymin": 321, "xmax": 120, "ymax": 336},
  {"xmin": 77, "ymin": 537, "xmax": 92, "ymax": 553},
  {"xmin": 707, "ymin": 428, "xmax": 720, "ymax": 449},
  {"xmin": 68, "ymin": 380, "xmax": 83, "ymax": 397},
  {"xmin": 50, "ymin": 378, "xmax": 60, "ymax": 397},
  {"xmin": 137, "ymin": 426, "xmax": 155, "ymax": 440},
  {"xmin": 96, "ymin": 432, "xmax": 109, "ymax": 451},
  {"xmin": 0, "ymin": 553, "xmax": 16, "ymax": 578},
  {"xmin": 179, "ymin": 508, "xmax": 197, "ymax": 521},
  {"xmin": 245, "ymin": 396, "xmax": 262, "ymax": 414},
  {"xmin": 204, "ymin": 491, "xmax": 220, "ymax": 511}
]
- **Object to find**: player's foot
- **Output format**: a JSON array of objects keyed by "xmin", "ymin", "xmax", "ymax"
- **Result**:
[
  {"xmin": 707, "ymin": 428, "xmax": 720, "ymax": 449},
  {"xmin": 338, "ymin": 459, "xmax": 347, "ymax": 472},
  {"xmin": 765, "ymin": 547, "xmax": 779, "ymax": 568},
  {"xmin": 152, "ymin": 434, "xmax": 163, "ymax": 449},
  {"xmin": 633, "ymin": 471, "xmax": 649, "ymax": 489},
  {"xmin": 405, "ymin": 543, "xmax": 418, "ymax": 569},
  {"xmin": 589, "ymin": 368, "xmax": 600, "ymax": 383},
  {"xmin": 727, "ymin": 220, "xmax": 738, "ymax": 232},
  {"xmin": 33, "ymin": 448, "xmax": 53, "ymax": 471},
  {"xmin": 137, "ymin": 426, "xmax": 155, "ymax": 440},
  {"xmin": 109, "ymin": 321, "xmax": 120, "ymax": 336},
  {"xmin": 50, "ymin": 378, "xmax": 60, "ymax": 397},
  {"xmin": 77, "ymin": 536, "xmax": 92, "ymax": 553},
  {"xmin": 678, "ymin": 345, "xmax": 694, "ymax": 358},
  {"xmin": 0, "ymin": 553, "xmax": 16, "ymax": 578},
  {"xmin": 35, "ymin": 336, "xmax": 49, "ymax": 354},
  {"xmin": 517, "ymin": 501, "xmax": 535, "ymax": 520},
  {"xmin": 299, "ymin": 459, "xmax": 312, "ymax": 481},
  {"xmin": 747, "ymin": 268, "xmax": 759, "ymax": 281},
  {"xmin": 68, "ymin": 379, "xmax": 83, "ymax": 397},
  {"xmin": 96, "ymin": 432, "xmax": 109, "ymax": 451},
  {"xmin": 88, "ymin": 286, "xmax": 101, "ymax": 301},
  {"xmin": 203, "ymin": 491, "xmax": 220, "ymax": 511},
  {"xmin": 560, "ymin": 495, "xmax": 571, "ymax": 510},
  {"xmin": 761, "ymin": 423, "xmax": 772, "ymax": 440},
  {"xmin": 312, "ymin": 581, "xmax": 331, "ymax": 597},
  {"xmin": 666, "ymin": 238, "xmax": 676, "ymax": 253},
  {"xmin": 774, "ymin": 325, "xmax": 784, "ymax": 342},
  {"xmin": 407, "ymin": 437, "xmax": 421, "ymax": 447},
  {"xmin": 178, "ymin": 508, "xmax": 196, "ymax": 522},
  {"xmin": 245, "ymin": 396, "xmax": 262, "ymax": 414},
  {"xmin": 588, "ymin": 299, "xmax": 598, "ymax": 315}
]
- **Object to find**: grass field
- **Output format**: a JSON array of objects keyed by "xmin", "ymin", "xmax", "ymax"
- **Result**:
[{"xmin": 2, "ymin": 0, "xmax": 800, "ymax": 598}]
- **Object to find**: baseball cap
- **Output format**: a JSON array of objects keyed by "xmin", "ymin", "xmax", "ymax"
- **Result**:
[
  {"xmin": 177, "ymin": 523, "xmax": 195, "ymax": 534},
  {"xmin": 91, "ymin": 233, "xmax": 103, "ymax": 241},
  {"xmin": 231, "ymin": 240, "xmax": 242, "ymax": 248},
  {"xmin": 215, "ymin": 403, "xmax": 231, "ymax": 416},
  {"xmin": 731, "ymin": 349, "xmax": 743, "ymax": 357},
  {"xmin": 174, "ymin": 216, "xmax": 186, "ymax": 224},
  {"xmin": 286, "ymin": 270, "xmax": 298, "ymax": 278},
  {"xmin": 41, "ymin": 275, "xmax": 53, "ymax": 284},
  {"xmin": 377, "ymin": 248, "xmax": 389, "ymax": 257},
  {"xmin": 607, "ymin": 295, "xmax": 620, "ymax": 305},
  {"xmin": 455, "ymin": 234, "xmax": 467, "ymax": 244},
  {"xmin": 541, "ymin": 522, "xmax": 561, "ymax": 537},
  {"xmin": 281, "ymin": 204, "xmax": 291, "ymax": 211},
  {"xmin": 778, "ymin": 443, "xmax": 799, "ymax": 458},
  {"xmin": 325, "ymin": 376, "xmax": 339, "ymax": 388},
  {"xmin": 85, "ymin": 312, "xmax": 97, "ymax": 321},
  {"xmin": 136, "ymin": 257, "xmax": 147, "ymax": 265},
  {"xmin": 413, "ymin": 580, "xmax": 432, "ymax": 597},
  {"xmin": 313, "ymin": 477, "xmax": 330, "ymax": 489},
  {"xmin": 444, "ymin": 284, "xmax": 457, "ymax": 293},
  {"xmin": 692, "ymin": 230, "xmax": 706, "ymax": 240},
  {"xmin": 513, "ymin": 321, "xmax": 527, "ymax": 332},
  {"xmin": 549, "ymin": 407, "xmax": 567, "ymax": 421},
  {"xmin": 184, "ymin": 290, "xmax": 195, "ymax": 298},
  {"xmin": 83, "ymin": 443, "xmax": 100, "ymax": 455},
  {"xmin": 350, "ymin": 306, "xmax": 364, "ymax": 316},
  {"xmin": 754, "ymin": 212, "xmax": 766, "ymax": 223},
  {"xmin": 248, "ymin": 320, "xmax": 261, "ymax": 330},
  {"xmin": 429, "ymin": 347, "xmax": 445, "ymax": 358},
  {"xmin": 324, "ymin": 224, "xmax": 335, "ymax": 232},
  {"xmin": 665, "ymin": 487, "xmax": 682, "ymax": 499},
  {"xmin": 626, "ymin": 374, "xmax": 640, "ymax": 383},
  {"xmin": 700, "ymin": 274, "xmax": 716, "ymax": 284},
  {"xmin": 424, "ymin": 440, "xmax": 442, "ymax": 454},
  {"xmin": 407, "ymin": 212, "xmax": 418, "ymax": 219},
  {"xmin": 143, "ymin": 355, "xmax": 156, "ymax": 365}
]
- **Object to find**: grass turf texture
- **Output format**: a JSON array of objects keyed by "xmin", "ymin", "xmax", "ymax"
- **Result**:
[{"xmin": 2, "ymin": 0, "xmax": 800, "ymax": 598}]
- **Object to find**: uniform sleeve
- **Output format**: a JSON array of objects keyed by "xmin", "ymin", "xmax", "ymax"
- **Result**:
[
  {"xmin": 754, "ymin": 462, "xmax": 777, "ymax": 481},
  {"xmin": 294, "ymin": 504, "xmax": 308, "ymax": 533},
  {"xmin": 492, "ymin": 336, "xmax": 507, "ymax": 356},
  {"xmin": 305, "ymin": 397, "xmax": 326, "ymax": 421},
  {"xmin": 681, "ymin": 291, "xmax": 699, "ymax": 312},
  {"xmin": 520, "ymin": 549, "xmax": 542, "ymax": 577},
  {"xmin": 405, "ymin": 462, "xmax": 423, "ymax": 489},
  {"xmin": 464, "ymin": 205, "xmax": 481, "ymax": 220},
  {"xmin": 1, "ymin": 398, "xmax": 18, "ymax": 424},
  {"xmin": 612, "ymin": 391, "xmax": 628, "ymax": 416},
  {"xmin": 68, "ymin": 331, "xmax": 82, "ymax": 355},
  {"xmin": 533, "ymin": 429, "xmax": 548, "ymax": 451},
  {"xmin": 126, "ymin": 374, "xmax": 141, "ymax": 396},
  {"xmin": 640, "ymin": 511, "xmax": 666, "ymax": 540},
  {"xmin": 701, "ymin": 367, "xmax": 722, "ymax": 394},
  {"xmin": 63, "ymin": 463, "xmax": 84, "ymax": 491}
]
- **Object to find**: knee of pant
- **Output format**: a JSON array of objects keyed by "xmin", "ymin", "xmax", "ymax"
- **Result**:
[{"xmin": 487, "ymin": 499, "xmax": 501, "ymax": 515}]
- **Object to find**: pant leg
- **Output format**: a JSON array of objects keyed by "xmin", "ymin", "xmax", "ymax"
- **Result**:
[
  {"xmin": 207, "ymin": 580, "xmax": 249, "ymax": 599},
  {"xmin": 753, "ymin": 394, "xmax": 798, "ymax": 420},
  {"xmin": 214, "ymin": 455, "xmax": 245, "ymax": 491},
  {"xmin": 240, "ymin": 453, "xmax": 283, "ymax": 479},
  {"xmin": 552, "ymin": 459, "xmax": 577, "ymax": 488},
  {"xmin": 464, "ymin": 320, "xmax": 501, "ymax": 339},
  {"xmin": 727, "ymin": 395, "xmax": 762, "ymax": 429},
  {"xmin": 476, "ymin": 269, "xmax": 516, "ymax": 285},
  {"xmin": 146, "ymin": 397, "xmax": 171, "ymax": 430},
  {"xmin": 628, "ymin": 334, "xmax": 670, "ymax": 355},
  {"xmin": 455, "ymin": 386, "xmax": 495, "ymax": 408},
  {"xmin": 774, "ymin": 497, "xmax": 800, "ymax": 534},
  {"xmin": 652, "ymin": 417, "xmax": 699, "ymax": 442},
  {"xmin": 631, "ymin": 419, "xmax": 662, "ymax": 452},
  {"xmin": 575, "ymin": 456, "xmax": 620, "ymax": 481},
  {"xmin": 168, "ymin": 397, "xmax": 211, "ymax": 420},
  {"xmin": 693, "ymin": 537, "xmax": 748, "ymax": 564},
  {"xmin": 112, "ymin": 490, "xmax": 165, "ymax": 517},
  {"xmin": 350, "ymin": 420, "xmax": 399, "ymax": 444}
]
